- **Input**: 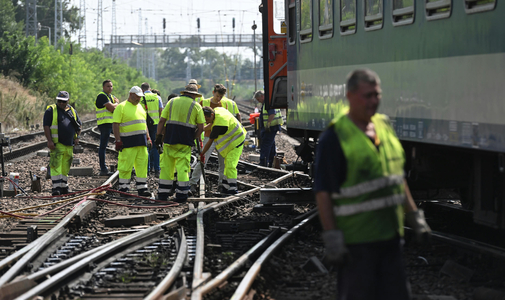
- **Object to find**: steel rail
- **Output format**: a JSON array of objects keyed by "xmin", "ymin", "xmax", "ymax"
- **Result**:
[
  {"xmin": 15, "ymin": 226, "xmax": 165, "ymax": 300},
  {"xmin": 12, "ymin": 209, "xmax": 195, "ymax": 300},
  {"xmin": 191, "ymin": 228, "xmax": 282, "ymax": 300},
  {"xmin": 230, "ymin": 210, "xmax": 319, "ymax": 300},
  {"xmin": 191, "ymin": 171, "xmax": 303, "ymax": 290},
  {"xmin": 0, "ymin": 168, "xmax": 119, "ymax": 286},
  {"xmin": 144, "ymin": 230, "xmax": 188, "ymax": 300},
  {"xmin": 4, "ymin": 126, "xmax": 94, "ymax": 161},
  {"xmin": 192, "ymin": 203, "xmax": 218, "ymax": 289}
]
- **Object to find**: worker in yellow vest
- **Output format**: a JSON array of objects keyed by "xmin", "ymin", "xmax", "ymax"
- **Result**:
[
  {"xmin": 140, "ymin": 82, "xmax": 163, "ymax": 177},
  {"xmin": 95, "ymin": 79, "xmax": 119, "ymax": 176},
  {"xmin": 43, "ymin": 91, "xmax": 82, "ymax": 196},
  {"xmin": 155, "ymin": 84, "xmax": 205, "ymax": 202},
  {"xmin": 314, "ymin": 69, "xmax": 431, "ymax": 299},
  {"xmin": 200, "ymin": 106, "xmax": 246, "ymax": 195},
  {"xmin": 113, "ymin": 86, "xmax": 152, "ymax": 197}
]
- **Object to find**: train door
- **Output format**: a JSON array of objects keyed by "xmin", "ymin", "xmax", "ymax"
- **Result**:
[{"xmin": 261, "ymin": 0, "xmax": 288, "ymax": 109}]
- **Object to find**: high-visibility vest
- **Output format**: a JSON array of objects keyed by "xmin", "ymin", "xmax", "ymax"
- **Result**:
[
  {"xmin": 212, "ymin": 107, "xmax": 246, "ymax": 157},
  {"xmin": 46, "ymin": 104, "xmax": 78, "ymax": 143},
  {"xmin": 221, "ymin": 97, "xmax": 239, "ymax": 116},
  {"xmin": 331, "ymin": 113, "xmax": 406, "ymax": 244},
  {"xmin": 96, "ymin": 91, "xmax": 114, "ymax": 125},
  {"xmin": 142, "ymin": 92, "xmax": 160, "ymax": 125},
  {"xmin": 201, "ymin": 98, "xmax": 238, "ymax": 117},
  {"xmin": 163, "ymin": 95, "xmax": 201, "ymax": 146},
  {"xmin": 116, "ymin": 101, "xmax": 147, "ymax": 148},
  {"xmin": 262, "ymin": 105, "xmax": 283, "ymax": 128}
]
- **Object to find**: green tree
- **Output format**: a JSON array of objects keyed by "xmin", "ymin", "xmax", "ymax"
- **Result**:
[{"xmin": 0, "ymin": 0, "xmax": 22, "ymax": 36}]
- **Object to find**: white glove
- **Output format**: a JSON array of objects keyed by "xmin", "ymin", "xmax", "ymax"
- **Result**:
[
  {"xmin": 406, "ymin": 209, "xmax": 431, "ymax": 243},
  {"xmin": 322, "ymin": 230, "xmax": 350, "ymax": 266}
]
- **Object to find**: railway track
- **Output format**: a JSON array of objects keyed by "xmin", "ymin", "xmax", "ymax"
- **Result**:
[{"xmin": 2, "ymin": 125, "xmax": 505, "ymax": 299}]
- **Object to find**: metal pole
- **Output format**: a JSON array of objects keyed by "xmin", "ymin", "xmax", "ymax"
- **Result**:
[{"xmin": 252, "ymin": 21, "xmax": 257, "ymax": 93}]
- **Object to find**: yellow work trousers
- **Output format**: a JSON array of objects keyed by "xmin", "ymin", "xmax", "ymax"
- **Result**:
[
  {"xmin": 158, "ymin": 144, "xmax": 191, "ymax": 201},
  {"xmin": 118, "ymin": 146, "xmax": 148, "ymax": 194},
  {"xmin": 49, "ymin": 143, "xmax": 73, "ymax": 193},
  {"xmin": 221, "ymin": 144, "xmax": 243, "ymax": 194}
]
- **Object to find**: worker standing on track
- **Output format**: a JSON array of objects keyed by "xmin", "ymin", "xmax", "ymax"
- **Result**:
[
  {"xmin": 200, "ymin": 106, "xmax": 246, "ymax": 195},
  {"xmin": 314, "ymin": 69, "xmax": 431, "ymax": 300},
  {"xmin": 155, "ymin": 84, "xmax": 205, "ymax": 202},
  {"xmin": 140, "ymin": 82, "xmax": 163, "ymax": 178},
  {"xmin": 254, "ymin": 90, "xmax": 283, "ymax": 168},
  {"xmin": 95, "ymin": 79, "xmax": 119, "ymax": 176},
  {"xmin": 43, "ymin": 91, "xmax": 82, "ymax": 196},
  {"xmin": 113, "ymin": 86, "xmax": 151, "ymax": 197}
]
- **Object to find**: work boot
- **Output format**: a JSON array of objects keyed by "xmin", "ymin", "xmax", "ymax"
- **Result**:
[
  {"xmin": 60, "ymin": 187, "xmax": 69, "ymax": 195},
  {"xmin": 100, "ymin": 170, "xmax": 113, "ymax": 176},
  {"xmin": 154, "ymin": 170, "xmax": 160, "ymax": 178},
  {"xmin": 138, "ymin": 190, "xmax": 151, "ymax": 197},
  {"xmin": 52, "ymin": 188, "xmax": 61, "ymax": 196}
]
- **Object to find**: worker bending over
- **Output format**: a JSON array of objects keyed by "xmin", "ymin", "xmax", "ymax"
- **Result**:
[{"xmin": 200, "ymin": 106, "xmax": 246, "ymax": 195}]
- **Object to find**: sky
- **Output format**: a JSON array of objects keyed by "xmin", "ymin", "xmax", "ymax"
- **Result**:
[{"xmin": 70, "ymin": 0, "xmax": 264, "ymax": 59}]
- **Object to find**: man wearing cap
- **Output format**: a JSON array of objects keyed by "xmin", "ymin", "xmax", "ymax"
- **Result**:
[
  {"xmin": 112, "ymin": 86, "xmax": 152, "ymax": 197},
  {"xmin": 43, "ymin": 91, "xmax": 82, "ymax": 196},
  {"xmin": 254, "ymin": 90, "xmax": 283, "ymax": 167},
  {"xmin": 95, "ymin": 79, "xmax": 119, "ymax": 176},
  {"xmin": 154, "ymin": 84, "xmax": 205, "ymax": 202},
  {"xmin": 200, "ymin": 106, "xmax": 246, "ymax": 195},
  {"xmin": 140, "ymin": 82, "xmax": 164, "ymax": 178}
]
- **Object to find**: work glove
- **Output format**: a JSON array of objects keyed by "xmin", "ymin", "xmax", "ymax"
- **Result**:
[
  {"xmin": 322, "ymin": 230, "xmax": 350, "ymax": 266},
  {"xmin": 147, "ymin": 138, "xmax": 152, "ymax": 151},
  {"xmin": 265, "ymin": 121, "xmax": 272, "ymax": 132},
  {"xmin": 155, "ymin": 134, "xmax": 163, "ymax": 148},
  {"xmin": 115, "ymin": 141, "xmax": 123, "ymax": 152},
  {"xmin": 199, "ymin": 153, "xmax": 205, "ymax": 164},
  {"xmin": 406, "ymin": 209, "xmax": 431, "ymax": 244}
]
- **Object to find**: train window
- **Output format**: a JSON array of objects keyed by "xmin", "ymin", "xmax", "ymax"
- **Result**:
[
  {"xmin": 300, "ymin": 0, "xmax": 313, "ymax": 43},
  {"xmin": 288, "ymin": 0, "xmax": 296, "ymax": 45},
  {"xmin": 319, "ymin": 0, "xmax": 334, "ymax": 39},
  {"xmin": 340, "ymin": 0, "xmax": 356, "ymax": 35},
  {"xmin": 425, "ymin": 0, "xmax": 451, "ymax": 20},
  {"xmin": 364, "ymin": 0, "xmax": 383, "ymax": 31},
  {"xmin": 392, "ymin": 0, "xmax": 415, "ymax": 26},
  {"xmin": 273, "ymin": 0, "xmax": 286, "ymax": 34},
  {"xmin": 465, "ymin": 0, "xmax": 496, "ymax": 14}
]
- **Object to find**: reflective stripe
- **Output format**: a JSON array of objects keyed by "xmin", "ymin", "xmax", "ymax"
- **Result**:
[
  {"xmin": 185, "ymin": 101, "xmax": 196, "ymax": 124},
  {"xmin": 120, "ymin": 119, "xmax": 146, "ymax": 127},
  {"xmin": 216, "ymin": 123, "xmax": 240, "ymax": 144},
  {"xmin": 175, "ymin": 188, "xmax": 189, "ymax": 194},
  {"xmin": 97, "ymin": 116, "xmax": 113, "ymax": 121},
  {"xmin": 119, "ymin": 178, "xmax": 130, "ymax": 183},
  {"xmin": 219, "ymin": 131, "xmax": 244, "ymax": 152},
  {"xmin": 120, "ymin": 130, "xmax": 148, "ymax": 137},
  {"xmin": 51, "ymin": 174, "xmax": 64, "ymax": 181},
  {"xmin": 53, "ymin": 182, "xmax": 68, "ymax": 188},
  {"xmin": 158, "ymin": 188, "xmax": 172, "ymax": 193},
  {"xmin": 148, "ymin": 110, "xmax": 159, "ymax": 114},
  {"xmin": 332, "ymin": 194, "xmax": 405, "ymax": 217},
  {"xmin": 332, "ymin": 174, "xmax": 404, "ymax": 199},
  {"xmin": 178, "ymin": 181, "xmax": 190, "ymax": 187},
  {"xmin": 159, "ymin": 179, "xmax": 174, "ymax": 185},
  {"xmin": 50, "ymin": 125, "xmax": 58, "ymax": 129},
  {"xmin": 165, "ymin": 120, "xmax": 197, "ymax": 128},
  {"xmin": 51, "ymin": 134, "xmax": 58, "ymax": 138},
  {"xmin": 137, "ymin": 184, "xmax": 148, "ymax": 189}
]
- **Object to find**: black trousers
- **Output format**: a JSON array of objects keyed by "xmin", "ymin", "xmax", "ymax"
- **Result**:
[{"xmin": 337, "ymin": 237, "xmax": 411, "ymax": 300}]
